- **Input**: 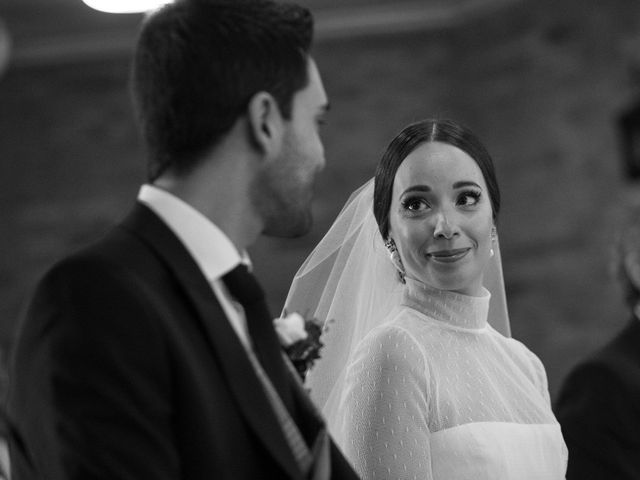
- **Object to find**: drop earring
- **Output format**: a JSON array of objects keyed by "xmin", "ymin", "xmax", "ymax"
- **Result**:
[
  {"xmin": 490, "ymin": 227, "xmax": 497, "ymax": 258},
  {"xmin": 385, "ymin": 238, "xmax": 406, "ymax": 284}
]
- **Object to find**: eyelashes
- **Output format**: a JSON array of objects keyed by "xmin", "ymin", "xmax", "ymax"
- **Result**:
[
  {"xmin": 400, "ymin": 197, "xmax": 428, "ymax": 211},
  {"xmin": 400, "ymin": 190, "xmax": 482, "ymax": 213},
  {"xmin": 457, "ymin": 190, "xmax": 481, "ymax": 207}
]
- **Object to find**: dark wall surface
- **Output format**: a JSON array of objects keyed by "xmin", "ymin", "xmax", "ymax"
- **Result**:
[{"xmin": 2, "ymin": 0, "xmax": 640, "ymax": 401}]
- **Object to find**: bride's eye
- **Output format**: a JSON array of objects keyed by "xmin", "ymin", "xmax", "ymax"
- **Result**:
[
  {"xmin": 401, "ymin": 197, "xmax": 429, "ymax": 212},
  {"xmin": 457, "ymin": 190, "xmax": 481, "ymax": 207}
]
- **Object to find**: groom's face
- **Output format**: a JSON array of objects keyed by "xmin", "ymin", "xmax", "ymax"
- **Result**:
[{"xmin": 257, "ymin": 58, "xmax": 329, "ymax": 238}]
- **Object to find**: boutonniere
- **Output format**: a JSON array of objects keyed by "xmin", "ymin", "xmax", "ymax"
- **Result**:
[{"xmin": 273, "ymin": 311, "xmax": 325, "ymax": 381}]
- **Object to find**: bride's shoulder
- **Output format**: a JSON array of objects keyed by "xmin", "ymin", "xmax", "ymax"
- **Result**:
[
  {"xmin": 356, "ymin": 311, "xmax": 425, "ymax": 356},
  {"xmin": 499, "ymin": 336, "xmax": 549, "ymax": 383},
  {"xmin": 350, "ymin": 319, "xmax": 428, "ymax": 376}
]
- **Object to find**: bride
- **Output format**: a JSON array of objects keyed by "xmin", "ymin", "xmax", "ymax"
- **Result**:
[{"xmin": 285, "ymin": 119, "xmax": 568, "ymax": 479}]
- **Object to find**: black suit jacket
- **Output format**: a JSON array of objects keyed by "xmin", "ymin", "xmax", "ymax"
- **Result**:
[
  {"xmin": 555, "ymin": 318, "xmax": 640, "ymax": 480},
  {"xmin": 7, "ymin": 204, "xmax": 358, "ymax": 480}
]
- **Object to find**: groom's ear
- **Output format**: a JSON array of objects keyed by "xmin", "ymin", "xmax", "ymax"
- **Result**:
[{"xmin": 246, "ymin": 91, "xmax": 284, "ymax": 158}]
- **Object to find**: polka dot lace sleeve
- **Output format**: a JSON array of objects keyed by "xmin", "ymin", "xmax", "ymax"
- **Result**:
[{"xmin": 340, "ymin": 324, "xmax": 432, "ymax": 480}]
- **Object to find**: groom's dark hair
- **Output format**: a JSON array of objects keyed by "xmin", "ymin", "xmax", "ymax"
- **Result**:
[{"xmin": 131, "ymin": 0, "xmax": 314, "ymax": 180}]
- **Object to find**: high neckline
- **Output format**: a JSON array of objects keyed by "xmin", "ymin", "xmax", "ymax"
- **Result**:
[{"xmin": 401, "ymin": 277, "xmax": 491, "ymax": 331}]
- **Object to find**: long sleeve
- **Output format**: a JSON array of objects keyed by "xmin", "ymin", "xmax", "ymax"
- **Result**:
[
  {"xmin": 520, "ymin": 343, "xmax": 553, "ymax": 406},
  {"xmin": 340, "ymin": 324, "xmax": 431, "ymax": 480}
]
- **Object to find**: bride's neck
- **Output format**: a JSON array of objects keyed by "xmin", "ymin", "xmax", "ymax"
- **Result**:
[{"xmin": 404, "ymin": 275, "xmax": 486, "ymax": 298}]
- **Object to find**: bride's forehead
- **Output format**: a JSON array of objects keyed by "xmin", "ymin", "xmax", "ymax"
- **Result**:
[{"xmin": 394, "ymin": 143, "xmax": 484, "ymax": 186}]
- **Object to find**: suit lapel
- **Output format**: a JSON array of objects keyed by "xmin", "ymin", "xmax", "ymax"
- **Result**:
[
  {"xmin": 119, "ymin": 204, "xmax": 302, "ymax": 479},
  {"xmin": 287, "ymin": 363, "xmax": 324, "ymax": 443},
  {"xmin": 286, "ymin": 364, "xmax": 339, "ymax": 480}
]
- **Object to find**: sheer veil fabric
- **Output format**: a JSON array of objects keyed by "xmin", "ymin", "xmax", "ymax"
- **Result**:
[{"xmin": 283, "ymin": 179, "xmax": 511, "ymax": 439}]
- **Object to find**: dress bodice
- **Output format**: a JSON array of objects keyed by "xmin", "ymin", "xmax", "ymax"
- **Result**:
[{"xmin": 337, "ymin": 280, "xmax": 568, "ymax": 479}]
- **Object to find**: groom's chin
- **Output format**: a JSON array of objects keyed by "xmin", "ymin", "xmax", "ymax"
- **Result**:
[{"xmin": 262, "ymin": 210, "xmax": 313, "ymax": 239}]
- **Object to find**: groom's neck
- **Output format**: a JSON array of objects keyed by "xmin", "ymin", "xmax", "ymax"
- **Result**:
[{"xmin": 152, "ymin": 153, "xmax": 262, "ymax": 254}]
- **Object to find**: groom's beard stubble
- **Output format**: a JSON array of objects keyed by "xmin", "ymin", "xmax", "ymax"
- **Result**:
[{"xmin": 251, "ymin": 167, "xmax": 315, "ymax": 239}]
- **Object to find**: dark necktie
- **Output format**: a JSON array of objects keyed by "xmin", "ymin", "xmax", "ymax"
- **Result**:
[
  {"xmin": 223, "ymin": 265, "xmax": 331, "ymax": 479},
  {"xmin": 222, "ymin": 264, "xmax": 294, "ymax": 414}
]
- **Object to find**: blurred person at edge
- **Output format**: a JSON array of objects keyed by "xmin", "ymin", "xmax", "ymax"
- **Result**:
[
  {"xmin": 0, "ymin": 17, "xmax": 10, "ymax": 77},
  {"xmin": 5, "ymin": 1, "xmax": 359, "ymax": 479},
  {"xmin": 0, "ymin": 18, "xmax": 12, "ymax": 480},
  {"xmin": 556, "ymin": 202, "xmax": 640, "ymax": 480}
]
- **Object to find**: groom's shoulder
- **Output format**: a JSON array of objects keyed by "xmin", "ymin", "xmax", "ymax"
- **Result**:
[
  {"xmin": 39, "ymin": 236, "xmax": 137, "ymax": 291},
  {"xmin": 38, "ymin": 213, "xmax": 158, "ymax": 292}
]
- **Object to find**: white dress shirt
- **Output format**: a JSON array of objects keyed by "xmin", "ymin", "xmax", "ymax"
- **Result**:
[{"xmin": 138, "ymin": 184, "xmax": 252, "ymax": 349}]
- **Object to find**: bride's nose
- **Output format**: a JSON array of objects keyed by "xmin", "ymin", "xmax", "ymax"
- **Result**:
[{"xmin": 433, "ymin": 211, "xmax": 459, "ymax": 239}]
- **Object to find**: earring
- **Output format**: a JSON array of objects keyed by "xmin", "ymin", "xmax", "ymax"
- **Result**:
[
  {"xmin": 490, "ymin": 227, "xmax": 497, "ymax": 257},
  {"xmin": 385, "ymin": 238, "xmax": 406, "ymax": 284}
]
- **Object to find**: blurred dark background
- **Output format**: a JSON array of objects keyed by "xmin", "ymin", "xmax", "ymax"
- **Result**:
[{"xmin": 2, "ymin": 0, "xmax": 640, "ymax": 403}]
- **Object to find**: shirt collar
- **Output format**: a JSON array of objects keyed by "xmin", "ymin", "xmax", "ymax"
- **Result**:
[{"xmin": 138, "ymin": 184, "xmax": 251, "ymax": 282}]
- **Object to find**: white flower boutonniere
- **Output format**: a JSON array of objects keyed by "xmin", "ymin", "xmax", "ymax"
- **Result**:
[
  {"xmin": 274, "ymin": 312, "xmax": 308, "ymax": 346},
  {"xmin": 274, "ymin": 311, "xmax": 325, "ymax": 381}
]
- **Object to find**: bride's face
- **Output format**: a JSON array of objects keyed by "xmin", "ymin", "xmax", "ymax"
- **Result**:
[{"xmin": 388, "ymin": 141, "xmax": 494, "ymax": 296}]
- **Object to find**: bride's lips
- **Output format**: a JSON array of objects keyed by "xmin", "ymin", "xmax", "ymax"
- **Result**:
[{"xmin": 426, "ymin": 248, "xmax": 471, "ymax": 263}]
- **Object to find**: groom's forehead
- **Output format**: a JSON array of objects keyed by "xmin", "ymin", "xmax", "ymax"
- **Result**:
[{"xmin": 293, "ymin": 59, "xmax": 328, "ymax": 113}]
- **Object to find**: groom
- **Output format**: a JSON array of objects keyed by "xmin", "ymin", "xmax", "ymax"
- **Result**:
[{"xmin": 7, "ymin": 0, "xmax": 358, "ymax": 479}]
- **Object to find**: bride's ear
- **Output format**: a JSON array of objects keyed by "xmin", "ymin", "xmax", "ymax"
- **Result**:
[{"xmin": 246, "ymin": 91, "xmax": 284, "ymax": 158}]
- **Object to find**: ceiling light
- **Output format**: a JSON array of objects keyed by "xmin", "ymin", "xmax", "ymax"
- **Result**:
[{"xmin": 81, "ymin": 0, "xmax": 171, "ymax": 14}]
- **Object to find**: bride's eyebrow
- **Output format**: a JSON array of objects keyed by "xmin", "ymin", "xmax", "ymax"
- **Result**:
[
  {"xmin": 453, "ymin": 181, "xmax": 482, "ymax": 189},
  {"xmin": 401, "ymin": 185, "xmax": 431, "ymax": 195}
]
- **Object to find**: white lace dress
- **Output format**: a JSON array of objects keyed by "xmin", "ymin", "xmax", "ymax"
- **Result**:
[{"xmin": 336, "ymin": 279, "xmax": 568, "ymax": 479}]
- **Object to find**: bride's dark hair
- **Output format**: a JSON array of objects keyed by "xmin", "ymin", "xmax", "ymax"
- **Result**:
[{"xmin": 373, "ymin": 118, "xmax": 501, "ymax": 240}]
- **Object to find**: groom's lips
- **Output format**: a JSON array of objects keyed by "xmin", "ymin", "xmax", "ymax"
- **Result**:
[{"xmin": 426, "ymin": 248, "xmax": 471, "ymax": 263}]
